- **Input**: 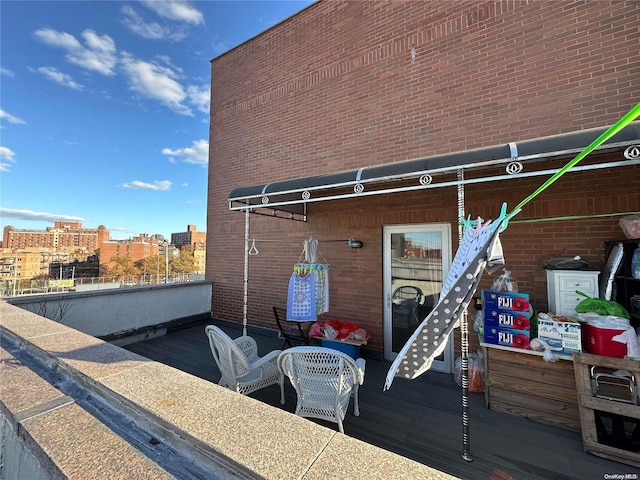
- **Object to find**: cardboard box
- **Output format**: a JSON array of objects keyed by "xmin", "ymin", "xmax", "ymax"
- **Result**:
[
  {"xmin": 483, "ymin": 327, "xmax": 530, "ymax": 349},
  {"xmin": 482, "ymin": 290, "xmax": 531, "ymax": 313},
  {"xmin": 537, "ymin": 318, "xmax": 582, "ymax": 355},
  {"xmin": 484, "ymin": 309, "xmax": 532, "ymax": 330}
]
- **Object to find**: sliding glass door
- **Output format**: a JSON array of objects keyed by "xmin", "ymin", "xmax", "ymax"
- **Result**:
[{"xmin": 383, "ymin": 223, "xmax": 453, "ymax": 372}]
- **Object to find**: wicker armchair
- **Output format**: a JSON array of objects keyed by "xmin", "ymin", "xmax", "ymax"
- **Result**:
[
  {"xmin": 205, "ymin": 325, "xmax": 284, "ymax": 403},
  {"xmin": 278, "ymin": 346, "xmax": 366, "ymax": 433}
]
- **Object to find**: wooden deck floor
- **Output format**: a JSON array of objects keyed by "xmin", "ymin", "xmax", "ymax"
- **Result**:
[{"xmin": 122, "ymin": 320, "xmax": 635, "ymax": 480}]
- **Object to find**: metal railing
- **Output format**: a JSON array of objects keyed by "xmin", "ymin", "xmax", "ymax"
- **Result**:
[{"xmin": 2, "ymin": 273, "xmax": 202, "ymax": 298}]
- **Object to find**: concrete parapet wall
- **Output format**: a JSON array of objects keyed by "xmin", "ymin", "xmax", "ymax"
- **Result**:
[
  {"xmin": 7, "ymin": 281, "xmax": 212, "ymax": 338},
  {"xmin": 0, "ymin": 302, "xmax": 454, "ymax": 480}
]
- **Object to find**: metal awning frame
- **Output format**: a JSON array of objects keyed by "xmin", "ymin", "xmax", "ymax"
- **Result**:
[{"xmin": 229, "ymin": 139, "xmax": 640, "ymax": 219}]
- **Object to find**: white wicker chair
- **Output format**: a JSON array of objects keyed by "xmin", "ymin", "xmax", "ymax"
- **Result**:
[
  {"xmin": 278, "ymin": 346, "xmax": 366, "ymax": 433},
  {"xmin": 205, "ymin": 325, "xmax": 284, "ymax": 403}
]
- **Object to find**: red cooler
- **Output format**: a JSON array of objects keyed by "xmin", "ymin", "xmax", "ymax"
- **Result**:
[{"xmin": 581, "ymin": 321, "xmax": 629, "ymax": 358}]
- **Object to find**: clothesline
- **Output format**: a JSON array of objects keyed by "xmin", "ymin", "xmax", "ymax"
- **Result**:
[
  {"xmin": 510, "ymin": 211, "xmax": 639, "ymax": 225},
  {"xmin": 248, "ymin": 237, "xmax": 357, "ymax": 256},
  {"xmin": 500, "ymin": 102, "xmax": 640, "ymax": 229},
  {"xmin": 248, "ymin": 238, "xmax": 357, "ymax": 243}
]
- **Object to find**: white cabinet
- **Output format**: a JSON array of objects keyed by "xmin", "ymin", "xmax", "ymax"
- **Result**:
[{"xmin": 546, "ymin": 270, "xmax": 599, "ymax": 317}]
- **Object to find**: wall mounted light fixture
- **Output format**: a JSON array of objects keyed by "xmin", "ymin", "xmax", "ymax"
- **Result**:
[{"xmin": 348, "ymin": 239, "xmax": 363, "ymax": 249}]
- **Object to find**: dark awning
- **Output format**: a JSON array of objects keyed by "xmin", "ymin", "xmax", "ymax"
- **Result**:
[{"xmin": 229, "ymin": 122, "xmax": 640, "ymax": 219}]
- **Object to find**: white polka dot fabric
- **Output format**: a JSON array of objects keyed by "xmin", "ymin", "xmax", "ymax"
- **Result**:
[{"xmin": 384, "ymin": 218, "xmax": 505, "ymax": 390}]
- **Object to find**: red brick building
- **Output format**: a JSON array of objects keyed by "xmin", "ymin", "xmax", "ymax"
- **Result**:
[
  {"xmin": 3, "ymin": 222, "xmax": 109, "ymax": 252},
  {"xmin": 99, "ymin": 234, "xmax": 159, "ymax": 271},
  {"xmin": 208, "ymin": 1, "xmax": 640, "ymax": 366}
]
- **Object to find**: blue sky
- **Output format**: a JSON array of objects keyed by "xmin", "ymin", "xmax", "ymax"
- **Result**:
[{"xmin": 0, "ymin": 0, "xmax": 314, "ymax": 240}]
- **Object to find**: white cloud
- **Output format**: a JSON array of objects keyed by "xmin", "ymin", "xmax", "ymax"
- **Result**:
[
  {"xmin": 34, "ymin": 28, "xmax": 81, "ymax": 49},
  {"xmin": 0, "ymin": 67, "xmax": 14, "ymax": 77},
  {"xmin": 122, "ymin": 5, "xmax": 164, "ymax": 39},
  {"xmin": 0, "ymin": 146, "xmax": 16, "ymax": 172},
  {"xmin": 0, "ymin": 208, "xmax": 84, "ymax": 223},
  {"xmin": 120, "ymin": 52, "xmax": 191, "ymax": 115},
  {"xmin": 156, "ymin": 55, "xmax": 183, "ymax": 74},
  {"xmin": 142, "ymin": 0, "xmax": 204, "ymax": 25},
  {"xmin": 162, "ymin": 139, "xmax": 208, "ymax": 166},
  {"xmin": 121, "ymin": 6, "xmax": 187, "ymax": 41},
  {"xmin": 37, "ymin": 67, "xmax": 84, "ymax": 90},
  {"xmin": 34, "ymin": 28, "xmax": 117, "ymax": 76},
  {"xmin": 120, "ymin": 180, "xmax": 172, "ymax": 190},
  {"xmin": 0, "ymin": 146, "xmax": 15, "ymax": 160},
  {"xmin": 72, "ymin": 30, "xmax": 117, "ymax": 75},
  {"xmin": 0, "ymin": 109, "xmax": 26, "ymax": 125},
  {"xmin": 187, "ymin": 85, "xmax": 210, "ymax": 114},
  {"xmin": 33, "ymin": 27, "xmax": 204, "ymax": 116}
]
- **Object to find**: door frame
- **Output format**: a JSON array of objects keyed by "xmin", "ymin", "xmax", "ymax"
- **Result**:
[{"xmin": 383, "ymin": 223, "xmax": 454, "ymax": 372}]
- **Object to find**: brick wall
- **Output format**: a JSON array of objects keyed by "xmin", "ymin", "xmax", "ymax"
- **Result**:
[
  {"xmin": 100, "ymin": 242, "xmax": 157, "ymax": 271},
  {"xmin": 208, "ymin": 0, "xmax": 640, "ymax": 354}
]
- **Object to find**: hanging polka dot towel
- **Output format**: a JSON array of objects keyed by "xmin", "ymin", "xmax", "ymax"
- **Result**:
[{"xmin": 384, "ymin": 217, "xmax": 505, "ymax": 390}]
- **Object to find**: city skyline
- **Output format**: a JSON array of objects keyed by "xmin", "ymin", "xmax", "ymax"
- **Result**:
[{"xmin": 0, "ymin": 0, "xmax": 315, "ymax": 240}]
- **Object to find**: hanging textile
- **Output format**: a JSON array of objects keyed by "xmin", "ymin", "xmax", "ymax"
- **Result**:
[
  {"xmin": 318, "ymin": 266, "xmax": 329, "ymax": 314},
  {"xmin": 286, "ymin": 271, "xmax": 317, "ymax": 321},
  {"xmin": 287, "ymin": 237, "xmax": 330, "ymax": 319},
  {"xmin": 384, "ymin": 214, "xmax": 506, "ymax": 390},
  {"xmin": 294, "ymin": 263, "xmax": 330, "ymax": 316}
]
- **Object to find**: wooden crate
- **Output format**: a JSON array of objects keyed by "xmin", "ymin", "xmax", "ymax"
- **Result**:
[
  {"xmin": 573, "ymin": 352, "xmax": 640, "ymax": 468},
  {"xmin": 484, "ymin": 346, "xmax": 580, "ymax": 431}
]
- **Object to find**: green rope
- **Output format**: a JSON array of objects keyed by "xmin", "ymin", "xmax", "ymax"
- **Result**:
[
  {"xmin": 503, "ymin": 102, "xmax": 640, "ymax": 226},
  {"xmin": 511, "ymin": 211, "xmax": 639, "ymax": 225}
]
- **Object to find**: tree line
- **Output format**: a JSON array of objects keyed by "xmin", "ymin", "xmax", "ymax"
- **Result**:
[{"xmin": 105, "ymin": 248, "xmax": 198, "ymax": 278}]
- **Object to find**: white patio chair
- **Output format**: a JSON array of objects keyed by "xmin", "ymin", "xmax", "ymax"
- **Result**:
[
  {"xmin": 278, "ymin": 346, "xmax": 366, "ymax": 434},
  {"xmin": 205, "ymin": 325, "xmax": 285, "ymax": 404}
]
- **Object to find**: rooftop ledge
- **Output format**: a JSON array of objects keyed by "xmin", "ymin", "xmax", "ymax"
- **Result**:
[{"xmin": 0, "ymin": 302, "xmax": 454, "ymax": 480}]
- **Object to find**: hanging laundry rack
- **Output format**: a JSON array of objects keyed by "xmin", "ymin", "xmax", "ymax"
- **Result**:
[
  {"xmin": 286, "ymin": 236, "xmax": 330, "ymax": 321},
  {"xmin": 241, "ymin": 224, "xmax": 363, "ymax": 333}
]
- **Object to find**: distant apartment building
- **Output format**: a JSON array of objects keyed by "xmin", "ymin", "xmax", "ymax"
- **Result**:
[
  {"xmin": 193, "ymin": 249, "xmax": 206, "ymax": 274},
  {"xmin": 3, "ymin": 222, "xmax": 109, "ymax": 252},
  {"xmin": 99, "ymin": 234, "xmax": 159, "ymax": 270},
  {"xmin": 171, "ymin": 225, "xmax": 206, "ymax": 250},
  {"xmin": 0, "ymin": 251, "xmax": 42, "ymax": 282}
]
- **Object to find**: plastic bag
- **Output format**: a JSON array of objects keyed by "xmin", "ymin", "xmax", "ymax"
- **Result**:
[
  {"xmin": 473, "ymin": 310, "xmax": 484, "ymax": 337},
  {"xmin": 491, "ymin": 269, "xmax": 518, "ymax": 292},
  {"xmin": 576, "ymin": 312, "xmax": 630, "ymax": 331},
  {"xmin": 529, "ymin": 338, "xmax": 559, "ymax": 362},
  {"xmin": 575, "ymin": 291, "xmax": 630, "ymax": 319},
  {"xmin": 545, "ymin": 256, "xmax": 591, "ymax": 270},
  {"xmin": 619, "ymin": 214, "xmax": 640, "ymax": 239},
  {"xmin": 323, "ymin": 323, "xmax": 338, "ymax": 340},
  {"xmin": 345, "ymin": 328, "xmax": 371, "ymax": 343},
  {"xmin": 325, "ymin": 318, "xmax": 361, "ymax": 340},
  {"xmin": 454, "ymin": 351, "xmax": 484, "ymax": 393},
  {"xmin": 307, "ymin": 322, "xmax": 324, "ymax": 338}
]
